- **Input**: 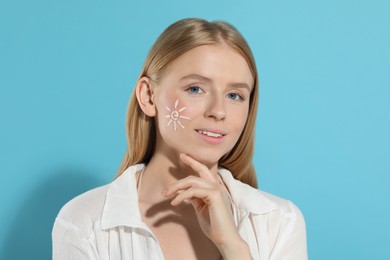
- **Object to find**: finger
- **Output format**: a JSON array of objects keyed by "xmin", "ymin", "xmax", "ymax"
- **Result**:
[
  {"xmin": 170, "ymin": 187, "xmax": 214, "ymax": 206},
  {"xmin": 180, "ymin": 153, "xmax": 217, "ymax": 182},
  {"xmin": 163, "ymin": 176, "xmax": 214, "ymax": 197}
]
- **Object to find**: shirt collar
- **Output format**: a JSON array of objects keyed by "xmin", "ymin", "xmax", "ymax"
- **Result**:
[
  {"xmin": 100, "ymin": 164, "xmax": 147, "ymax": 230},
  {"xmin": 218, "ymin": 168, "xmax": 277, "ymax": 214},
  {"xmin": 101, "ymin": 164, "xmax": 277, "ymax": 230}
]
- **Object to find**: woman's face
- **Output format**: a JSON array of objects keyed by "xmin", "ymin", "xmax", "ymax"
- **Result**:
[{"xmin": 153, "ymin": 44, "xmax": 253, "ymax": 166}]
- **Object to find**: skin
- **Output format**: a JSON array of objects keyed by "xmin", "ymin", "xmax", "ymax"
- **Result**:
[{"xmin": 135, "ymin": 44, "xmax": 254, "ymax": 260}]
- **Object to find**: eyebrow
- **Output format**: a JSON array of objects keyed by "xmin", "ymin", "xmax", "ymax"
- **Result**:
[{"xmin": 180, "ymin": 74, "xmax": 252, "ymax": 91}]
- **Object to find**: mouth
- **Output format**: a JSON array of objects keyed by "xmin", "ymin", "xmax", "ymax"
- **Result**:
[{"xmin": 195, "ymin": 129, "xmax": 226, "ymax": 138}]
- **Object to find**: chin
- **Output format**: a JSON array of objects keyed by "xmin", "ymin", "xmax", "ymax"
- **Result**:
[{"xmin": 184, "ymin": 150, "xmax": 224, "ymax": 166}]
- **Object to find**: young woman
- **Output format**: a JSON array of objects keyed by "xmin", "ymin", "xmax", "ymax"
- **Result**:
[{"xmin": 52, "ymin": 18, "xmax": 307, "ymax": 260}]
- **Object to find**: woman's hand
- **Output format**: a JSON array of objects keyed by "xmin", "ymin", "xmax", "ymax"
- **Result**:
[{"xmin": 162, "ymin": 153, "xmax": 252, "ymax": 260}]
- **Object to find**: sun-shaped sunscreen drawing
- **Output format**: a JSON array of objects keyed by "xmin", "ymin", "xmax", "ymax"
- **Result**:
[{"xmin": 165, "ymin": 99, "xmax": 191, "ymax": 131}]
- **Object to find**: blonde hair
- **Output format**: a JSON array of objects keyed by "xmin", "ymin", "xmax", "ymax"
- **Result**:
[{"xmin": 116, "ymin": 18, "xmax": 259, "ymax": 188}]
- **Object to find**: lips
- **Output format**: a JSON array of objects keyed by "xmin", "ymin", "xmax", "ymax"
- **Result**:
[{"xmin": 195, "ymin": 129, "xmax": 226, "ymax": 138}]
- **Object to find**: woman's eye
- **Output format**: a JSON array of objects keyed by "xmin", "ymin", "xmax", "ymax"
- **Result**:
[
  {"xmin": 227, "ymin": 92, "xmax": 244, "ymax": 101},
  {"xmin": 187, "ymin": 86, "xmax": 203, "ymax": 94}
]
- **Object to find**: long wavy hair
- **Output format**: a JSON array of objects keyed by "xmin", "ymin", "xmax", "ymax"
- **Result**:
[{"xmin": 116, "ymin": 18, "xmax": 259, "ymax": 188}]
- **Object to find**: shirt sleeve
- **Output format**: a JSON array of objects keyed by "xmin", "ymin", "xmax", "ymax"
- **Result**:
[
  {"xmin": 269, "ymin": 201, "xmax": 308, "ymax": 260},
  {"xmin": 52, "ymin": 217, "xmax": 98, "ymax": 260}
]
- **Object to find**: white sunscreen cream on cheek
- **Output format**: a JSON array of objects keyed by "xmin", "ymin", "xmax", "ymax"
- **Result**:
[{"xmin": 165, "ymin": 99, "xmax": 191, "ymax": 131}]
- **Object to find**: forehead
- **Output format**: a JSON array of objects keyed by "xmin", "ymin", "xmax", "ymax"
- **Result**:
[{"xmin": 159, "ymin": 44, "xmax": 254, "ymax": 88}]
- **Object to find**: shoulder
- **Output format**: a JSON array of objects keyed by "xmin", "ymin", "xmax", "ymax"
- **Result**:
[
  {"xmin": 231, "ymin": 176, "xmax": 305, "ymax": 222},
  {"xmin": 255, "ymin": 191, "xmax": 307, "ymax": 259},
  {"xmin": 222, "ymin": 174, "xmax": 307, "ymax": 258},
  {"xmin": 256, "ymin": 189, "xmax": 306, "ymax": 242},
  {"xmin": 219, "ymin": 168, "xmax": 306, "ymax": 234},
  {"xmin": 219, "ymin": 168, "xmax": 304, "ymax": 217},
  {"xmin": 53, "ymin": 164, "xmax": 143, "ymax": 236},
  {"xmin": 258, "ymin": 189, "xmax": 305, "ymax": 219},
  {"xmin": 53, "ymin": 184, "xmax": 109, "ymax": 236}
]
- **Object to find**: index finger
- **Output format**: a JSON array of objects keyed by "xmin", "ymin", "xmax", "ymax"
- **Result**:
[{"xmin": 179, "ymin": 153, "xmax": 218, "ymax": 182}]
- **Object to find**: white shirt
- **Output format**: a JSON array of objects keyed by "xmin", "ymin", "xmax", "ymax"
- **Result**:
[{"xmin": 52, "ymin": 164, "xmax": 307, "ymax": 259}]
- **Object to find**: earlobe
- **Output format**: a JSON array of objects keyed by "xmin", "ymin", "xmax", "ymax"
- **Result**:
[{"xmin": 135, "ymin": 77, "xmax": 156, "ymax": 117}]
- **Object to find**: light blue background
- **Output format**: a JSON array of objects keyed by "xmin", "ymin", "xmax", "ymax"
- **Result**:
[{"xmin": 1, "ymin": 0, "xmax": 389, "ymax": 259}]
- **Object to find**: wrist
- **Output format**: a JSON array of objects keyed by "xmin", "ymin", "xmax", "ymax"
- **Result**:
[{"xmin": 216, "ymin": 236, "xmax": 252, "ymax": 260}]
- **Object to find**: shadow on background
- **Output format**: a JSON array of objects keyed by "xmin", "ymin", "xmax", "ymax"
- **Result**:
[{"xmin": 1, "ymin": 167, "xmax": 104, "ymax": 259}]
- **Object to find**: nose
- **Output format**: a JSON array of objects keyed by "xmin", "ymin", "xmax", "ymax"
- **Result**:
[{"xmin": 205, "ymin": 95, "xmax": 226, "ymax": 121}]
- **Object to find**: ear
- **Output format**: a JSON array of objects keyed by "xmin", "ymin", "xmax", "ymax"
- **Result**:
[{"xmin": 135, "ymin": 77, "xmax": 156, "ymax": 117}]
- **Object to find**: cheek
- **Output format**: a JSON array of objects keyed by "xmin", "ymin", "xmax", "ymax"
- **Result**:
[
  {"xmin": 158, "ymin": 97, "xmax": 194, "ymax": 132},
  {"xmin": 230, "ymin": 106, "xmax": 249, "ymax": 132}
]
